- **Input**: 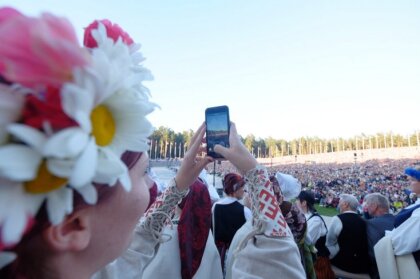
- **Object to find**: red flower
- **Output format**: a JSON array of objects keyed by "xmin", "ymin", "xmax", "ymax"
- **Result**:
[
  {"xmin": 84, "ymin": 19, "xmax": 134, "ymax": 48},
  {"xmin": 22, "ymin": 87, "xmax": 78, "ymax": 131}
]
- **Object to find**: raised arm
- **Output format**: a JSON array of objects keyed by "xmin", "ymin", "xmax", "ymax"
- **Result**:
[
  {"xmin": 94, "ymin": 123, "xmax": 213, "ymax": 279},
  {"xmin": 214, "ymin": 123, "xmax": 305, "ymax": 279}
]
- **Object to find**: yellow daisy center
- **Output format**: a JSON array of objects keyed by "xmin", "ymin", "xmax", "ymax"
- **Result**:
[
  {"xmin": 25, "ymin": 161, "xmax": 67, "ymax": 194},
  {"xmin": 90, "ymin": 105, "xmax": 116, "ymax": 146}
]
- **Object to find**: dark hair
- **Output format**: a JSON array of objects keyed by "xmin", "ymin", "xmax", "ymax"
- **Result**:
[
  {"xmin": 222, "ymin": 173, "xmax": 245, "ymax": 195},
  {"xmin": 0, "ymin": 151, "xmax": 143, "ymax": 278},
  {"xmin": 297, "ymin": 190, "xmax": 316, "ymax": 213}
]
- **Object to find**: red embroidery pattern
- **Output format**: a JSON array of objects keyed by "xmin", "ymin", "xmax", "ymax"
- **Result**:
[
  {"xmin": 144, "ymin": 185, "xmax": 176, "ymax": 220},
  {"xmin": 248, "ymin": 167, "xmax": 290, "ymax": 237}
]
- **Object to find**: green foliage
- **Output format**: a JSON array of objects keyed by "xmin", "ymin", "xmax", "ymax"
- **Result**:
[{"xmin": 148, "ymin": 126, "xmax": 420, "ymax": 159}]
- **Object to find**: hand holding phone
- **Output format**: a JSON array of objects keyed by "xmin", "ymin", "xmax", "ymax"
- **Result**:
[
  {"xmin": 175, "ymin": 123, "xmax": 213, "ymax": 190},
  {"xmin": 205, "ymin": 105, "xmax": 230, "ymax": 158},
  {"xmin": 213, "ymin": 122, "xmax": 258, "ymax": 175}
]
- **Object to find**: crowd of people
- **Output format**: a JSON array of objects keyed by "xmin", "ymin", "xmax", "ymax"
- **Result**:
[
  {"xmin": 0, "ymin": 7, "xmax": 419, "ymax": 279},
  {"xmin": 209, "ymin": 158, "xmax": 419, "ymax": 213},
  {"xmin": 203, "ymin": 164, "xmax": 420, "ymax": 279}
]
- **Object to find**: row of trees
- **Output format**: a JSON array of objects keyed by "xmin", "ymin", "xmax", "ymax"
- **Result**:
[{"xmin": 148, "ymin": 126, "xmax": 420, "ymax": 159}]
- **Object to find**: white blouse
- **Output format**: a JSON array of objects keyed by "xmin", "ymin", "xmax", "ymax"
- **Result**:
[
  {"xmin": 142, "ymin": 224, "xmax": 223, "ymax": 279},
  {"xmin": 386, "ymin": 199, "xmax": 420, "ymax": 256},
  {"xmin": 305, "ymin": 212, "xmax": 327, "ymax": 246}
]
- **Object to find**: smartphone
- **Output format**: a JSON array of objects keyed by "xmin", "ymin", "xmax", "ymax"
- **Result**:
[{"xmin": 205, "ymin": 105, "xmax": 230, "ymax": 158}]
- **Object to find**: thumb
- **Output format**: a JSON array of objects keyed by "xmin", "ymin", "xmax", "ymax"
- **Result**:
[{"xmin": 214, "ymin": 144, "xmax": 229, "ymax": 158}]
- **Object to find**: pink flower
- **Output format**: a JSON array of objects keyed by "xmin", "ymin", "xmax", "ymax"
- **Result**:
[
  {"xmin": 84, "ymin": 19, "xmax": 134, "ymax": 48},
  {"xmin": 0, "ymin": 6, "xmax": 22, "ymax": 23},
  {"xmin": 0, "ymin": 7, "xmax": 89, "ymax": 89}
]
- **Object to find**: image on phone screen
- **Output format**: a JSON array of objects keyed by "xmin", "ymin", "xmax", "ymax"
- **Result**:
[{"xmin": 206, "ymin": 106, "xmax": 229, "ymax": 158}]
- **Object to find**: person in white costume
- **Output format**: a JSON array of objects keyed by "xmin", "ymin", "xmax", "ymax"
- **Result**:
[
  {"xmin": 376, "ymin": 165, "xmax": 420, "ymax": 278},
  {"xmin": 143, "ymin": 179, "xmax": 223, "ymax": 279}
]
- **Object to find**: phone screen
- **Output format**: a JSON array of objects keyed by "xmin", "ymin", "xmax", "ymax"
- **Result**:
[{"xmin": 205, "ymin": 106, "xmax": 230, "ymax": 158}]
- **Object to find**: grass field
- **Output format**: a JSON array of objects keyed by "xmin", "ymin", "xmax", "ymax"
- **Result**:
[{"xmin": 315, "ymin": 204, "xmax": 338, "ymax": 217}]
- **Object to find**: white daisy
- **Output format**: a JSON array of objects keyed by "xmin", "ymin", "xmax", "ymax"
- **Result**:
[
  {"xmin": 0, "ymin": 124, "xmax": 97, "ymax": 225},
  {"xmin": 0, "ymin": 179, "xmax": 43, "ymax": 245},
  {"xmin": 59, "ymin": 24, "xmax": 156, "ymax": 191},
  {"xmin": 44, "ymin": 187, "xmax": 73, "ymax": 225}
]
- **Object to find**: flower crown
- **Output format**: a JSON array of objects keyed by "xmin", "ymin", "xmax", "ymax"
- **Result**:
[{"xmin": 0, "ymin": 7, "xmax": 155, "ymax": 254}]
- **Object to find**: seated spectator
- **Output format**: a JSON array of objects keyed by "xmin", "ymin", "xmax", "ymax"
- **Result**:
[
  {"xmin": 326, "ymin": 194, "xmax": 371, "ymax": 274},
  {"xmin": 364, "ymin": 193, "xmax": 395, "ymax": 279}
]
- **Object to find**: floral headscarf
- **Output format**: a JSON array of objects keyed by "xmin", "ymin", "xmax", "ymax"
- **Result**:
[{"xmin": 178, "ymin": 180, "xmax": 212, "ymax": 279}]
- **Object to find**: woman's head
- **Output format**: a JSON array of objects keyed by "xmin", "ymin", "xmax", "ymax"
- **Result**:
[
  {"xmin": 0, "ymin": 8, "xmax": 155, "ymax": 277},
  {"xmin": 84, "ymin": 152, "xmax": 150, "ymax": 268},
  {"xmin": 2, "ymin": 153, "xmax": 151, "ymax": 278},
  {"xmin": 223, "ymin": 173, "xmax": 245, "ymax": 199},
  {"xmin": 296, "ymin": 190, "xmax": 316, "ymax": 213}
]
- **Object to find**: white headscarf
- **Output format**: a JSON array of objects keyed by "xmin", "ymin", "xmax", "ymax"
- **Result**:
[
  {"xmin": 199, "ymin": 169, "xmax": 220, "ymax": 203},
  {"xmin": 274, "ymin": 172, "xmax": 301, "ymax": 201}
]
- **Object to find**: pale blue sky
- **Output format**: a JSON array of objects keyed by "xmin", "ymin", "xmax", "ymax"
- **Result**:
[{"xmin": 3, "ymin": 0, "xmax": 420, "ymax": 140}]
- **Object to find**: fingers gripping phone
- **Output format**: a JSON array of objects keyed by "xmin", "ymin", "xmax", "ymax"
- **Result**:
[{"xmin": 205, "ymin": 105, "xmax": 230, "ymax": 158}]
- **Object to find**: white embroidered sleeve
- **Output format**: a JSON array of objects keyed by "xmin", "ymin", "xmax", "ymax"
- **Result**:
[
  {"xmin": 244, "ymin": 165, "xmax": 291, "ymax": 237},
  {"xmin": 230, "ymin": 165, "xmax": 306, "ymax": 279},
  {"xmin": 93, "ymin": 178, "xmax": 188, "ymax": 279}
]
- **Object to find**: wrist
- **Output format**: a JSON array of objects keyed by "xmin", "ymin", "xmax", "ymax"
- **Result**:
[
  {"xmin": 238, "ymin": 157, "xmax": 258, "ymax": 175},
  {"xmin": 174, "ymin": 175, "xmax": 188, "ymax": 191}
]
